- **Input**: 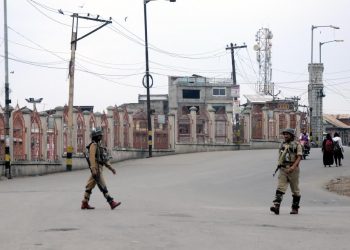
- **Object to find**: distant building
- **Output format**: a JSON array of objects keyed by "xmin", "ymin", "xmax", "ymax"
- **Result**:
[
  {"xmin": 324, "ymin": 114, "xmax": 350, "ymax": 145},
  {"xmin": 168, "ymin": 75, "xmax": 236, "ymax": 143},
  {"xmin": 241, "ymin": 95, "xmax": 304, "ymax": 142}
]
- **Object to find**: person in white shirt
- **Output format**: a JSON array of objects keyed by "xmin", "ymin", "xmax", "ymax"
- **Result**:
[{"xmin": 333, "ymin": 132, "xmax": 344, "ymax": 167}]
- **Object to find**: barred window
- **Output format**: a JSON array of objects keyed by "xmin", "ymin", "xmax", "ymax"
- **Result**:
[{"xmin": 213, "ymin": 88, "xmax": 226, "ymax": 96}]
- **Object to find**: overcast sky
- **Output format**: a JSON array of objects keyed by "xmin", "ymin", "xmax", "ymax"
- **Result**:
[{"xmin": 1, "ymin": 0, "xmax": 349, "ymax": 114}]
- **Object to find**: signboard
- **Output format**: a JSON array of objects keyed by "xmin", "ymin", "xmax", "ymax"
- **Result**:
[
  {"xmin": 233, "ymin": 100, "xmax": 240, "ymax": 114},
  {"xmin": 231, "ymin": 85, "xmax": 240, "ymax": 98},
  {"xmin": 157, "ymin": 114, "xmax": 165, "ymax": 124}
]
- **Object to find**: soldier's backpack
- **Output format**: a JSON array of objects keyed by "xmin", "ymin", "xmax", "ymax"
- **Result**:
[
  {"xmin": 325, "ymin": 139, "xmax": 333, "ymax": 153},
  {"xmin": 84, "ymin": 142, "xmax": 109, "ymax": 166}
]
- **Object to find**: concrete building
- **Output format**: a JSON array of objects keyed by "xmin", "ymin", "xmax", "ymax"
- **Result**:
[
  {"xmin": 168, "ymin": 75, "xmax": 236, "ymax": 144},
  {"xmin": 241, "ymin": 95, "xmax": 303, "ymax": 143}
]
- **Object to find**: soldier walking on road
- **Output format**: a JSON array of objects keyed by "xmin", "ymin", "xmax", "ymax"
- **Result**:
[
  {"xmin": 270, "ymin": 128, "xmax": 302, "ymax": 215},
  {"xmin": 81, "ymin": 127, "xmax": 121, "ymax": 210}
]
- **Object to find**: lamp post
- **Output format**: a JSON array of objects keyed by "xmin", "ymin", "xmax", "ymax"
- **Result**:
[
  {"xmin": 311, "ymin": 25, "xmax": 339, "ymax": 64},
  {"xmin": 309, "ymin": 25, "xmax": 339, "ymax": 146},
  {"xmin": 143, "ymin": 0, "xmax": 176, "ymax": 158},
  {"xmin": 25, "ymin": 97, "xmax": 43, "ymax": 111},
  {"xmin": 319, "ymin": 40, "xmax": 344, "ymax": 63}
]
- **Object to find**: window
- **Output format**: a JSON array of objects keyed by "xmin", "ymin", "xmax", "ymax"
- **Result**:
[
  {"xmin": 213, "ymin": 88, "xmax": 226, "ymax": 96},
  {"xmin": 212, "ymin": 105, "xmax": 226, "ymax": 114},
  {"xmin": 183, "ymin": 89, "xmax": 200, "ymax": 99},
  {"xmin": 179, "ymin": 124, "xmax": 190, "ymax": 134}
]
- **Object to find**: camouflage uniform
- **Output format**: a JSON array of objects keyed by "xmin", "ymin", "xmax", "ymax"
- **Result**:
[
  {"xmin": 271, "ymin": 128, "xmax": 302, "ymax": 215},
  {"xmin": 83, "ymin": 142, "xmax": 114, "ymax": 203},
  {"xmin": 81, "ymin": 127, "xmax": 121, "ymax": 210}
]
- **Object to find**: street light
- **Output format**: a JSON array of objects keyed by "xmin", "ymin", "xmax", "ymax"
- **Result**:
[
  {"xmin": 319, "ymin": 40, "xmax": 344, "ymax": 63},
  {"xmin": 25, "ymin": 97, "xmax": 43, "ymax": 111},
  {"xmin": 143, "ymin": 0, "xmax": 176, "ymax": 158},
  {"xmin": 311, "ymin": 25, "xmax": 339, "ymax": 64},
  {"xmin": 309, "ymin": 25, "xmax": 339, "ymax": 147}
]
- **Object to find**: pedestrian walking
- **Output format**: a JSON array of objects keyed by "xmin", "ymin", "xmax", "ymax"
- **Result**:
[
  {"xmin": 81, "ymin": 127, "xmax": 121, "ymax": 210},
  {"xmin": 322, "ymin": 133, "xmax": 334, "ymax": 167},
  {"xmin": 270, "ymin": 128, "xmax": 302, "ymax": 215},
  {"xmin": 333, "ymin": 132, "xmax": 344, "ymax": 167}
]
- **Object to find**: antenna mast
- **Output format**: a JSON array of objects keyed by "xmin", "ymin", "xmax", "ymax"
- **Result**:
[{"xmin": 254, "ymin": 28, "xmax": 273, "ymax": 95}]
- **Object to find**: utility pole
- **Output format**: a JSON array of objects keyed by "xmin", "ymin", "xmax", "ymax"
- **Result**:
[
  {"xmin": 287, "ymin": 96, "xmax": 301, "ymax": 112},
  {"xmin": 3, "ymin": 0, "xmax": 12, "ymax": 179},
  {"xmin": 226, "ymin": 43, "xmax": 246, "ymax": 142},
  {"xmin": 66, "ymin": 13, "xmax": 111, "ymax": 171}
]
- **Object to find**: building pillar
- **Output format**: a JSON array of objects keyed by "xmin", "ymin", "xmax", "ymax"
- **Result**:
[
  {"xmin": 207, "ymin": 107, "xmax": 215, "ymax": 143},
  {"xmin": 22, "ymin": 108, "xmax": 31, "ymax": 161},
  {"xmin": 106, "ymin": 106, "xmax": 114, "ymax": 151},
  {"xmin": 118, "ymin": 108, "xmax": 125, "ymax": 148},
  {"xmin": 274, "ymin": 111, "xmax": 280, "ymax": 139},
  {"xmin": 242, "ymin": 106, "xmax": 251, "ymax": 143},
  {"xmin": 94, "ymin": 112, "xmax": 102, "ymax": 128},
  {"xmin": 39, "ymin": 112, "xmax": 48, "ymax": 161},
  {"xmin": 268, "ymin": 110, "xmax": 275, "ymax": 141},
  {"xmin": 127, "ymin": 111, "xmax": 134, "ymax": 148},
  {"xmin": 82, "ymin": 111, "xmax": 91, "ymax": 144},
  {"xmin": 286, "ymin": 111, "xmax": 291, "ymax": 129},
  {"xmin": 262, "ymin": 106, "xmax": 269, "ymax": 140},
  {"xmin": 72, "ymin": 108, "xmax": 78, "ymax": 153},
  {"xmin": 189, "ymin": 106, "xmax": 197, "ymax": 143},
  {"xmin": 53, "ymin": 106, "xmax": 64, "ymax": 161},
  {"xmin": 226, "ymin": 110, "xmax": 233, "ymax": 143},
  {"xmin": 168, "ymin": 109, "xmax": 176, "ymax": 149}
]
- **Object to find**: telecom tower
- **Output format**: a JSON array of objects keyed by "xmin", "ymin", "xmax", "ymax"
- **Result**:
[{"xmin": 254, "ymin": 28, "xmax": 274, "ymax": 95}]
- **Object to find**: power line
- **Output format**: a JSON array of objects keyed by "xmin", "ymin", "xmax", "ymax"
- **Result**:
[
  {"xmin": 27, "ymin": 0, "xmax": 101, "ymax": 29},
  {"xmin": 26, "ymin": 0, "xmax": 230, "ymax": 60},
  {"xmin": 8, "ymin": 26, "xmax": 69, "ymax": 62},
  {"xmin": 26, "ymin": 0, "xmax": 71, "ymax": 27}
]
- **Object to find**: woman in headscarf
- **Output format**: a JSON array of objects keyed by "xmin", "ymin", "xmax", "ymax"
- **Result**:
[{"xmin": 322, "ymin": 133, "xmax": 334, "ymax": 167}]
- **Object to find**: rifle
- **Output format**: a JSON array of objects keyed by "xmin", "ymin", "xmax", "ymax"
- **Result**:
[
  {"xmin": 273, "ymin": 165, "xmax": 282, "ymax": 177},
  {"xmin": 273, "ymin": 144, "xmax": 289, "ymax": 177}
]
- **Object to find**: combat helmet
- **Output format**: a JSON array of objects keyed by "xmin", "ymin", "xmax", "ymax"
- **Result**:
[
  {"xmin": 91, "ymin": 127, "xmax": 103, "ymax": 138},
  {"xmin": 281, "ymin": 128, "xmax": 295, "ymax": 137}
]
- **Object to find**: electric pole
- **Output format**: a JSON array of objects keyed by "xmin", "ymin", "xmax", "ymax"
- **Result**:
[
  {"xmin": 66, "ymin": 13, "xmax": 111, "ymax": 171},
  {"xmin": 226, "ymin": 42, "xmax": 247, "ymax": 142},
  {"xmin": 3, "ymin": 0, "xmax": 12, "ymax": 179},
  {"xmin": 286, "ymin": 96, "xmax": 300, "ymax": 112}
]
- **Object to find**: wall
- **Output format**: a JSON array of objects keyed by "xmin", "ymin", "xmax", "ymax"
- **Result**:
[
  {"xmin": 1, "ymin": 149, "xmax": 175, "ymax": 178},
  {"xmin": 1, "ymin": 139, "xmax": 281, "ymax": 178}
]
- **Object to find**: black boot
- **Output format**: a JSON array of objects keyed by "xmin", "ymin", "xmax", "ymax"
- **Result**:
[
  {"xmin": 290, "ymin": 195, "xmax": 301, "ymax": 214},
  {"xmin": 270, "ymin": 203, "xmax": 280, "ymax": 215},
  {"xmin": 270, "ymin": 190, "xmax": 284, "ymax": 215}
]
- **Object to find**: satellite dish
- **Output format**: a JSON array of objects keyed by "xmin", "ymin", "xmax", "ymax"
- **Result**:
[
  {"xmin": 253, "ymin": 44, "xmax": 260, "ymax": 51},
  {"xmin": 268, "ymin": 31, "xmax": 273, "ymax": 39}
]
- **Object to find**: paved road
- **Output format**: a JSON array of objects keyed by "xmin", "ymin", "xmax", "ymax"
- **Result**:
[{"xmin": 1, "ymin": 147, "xmax": 350, "ymax": 250}]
